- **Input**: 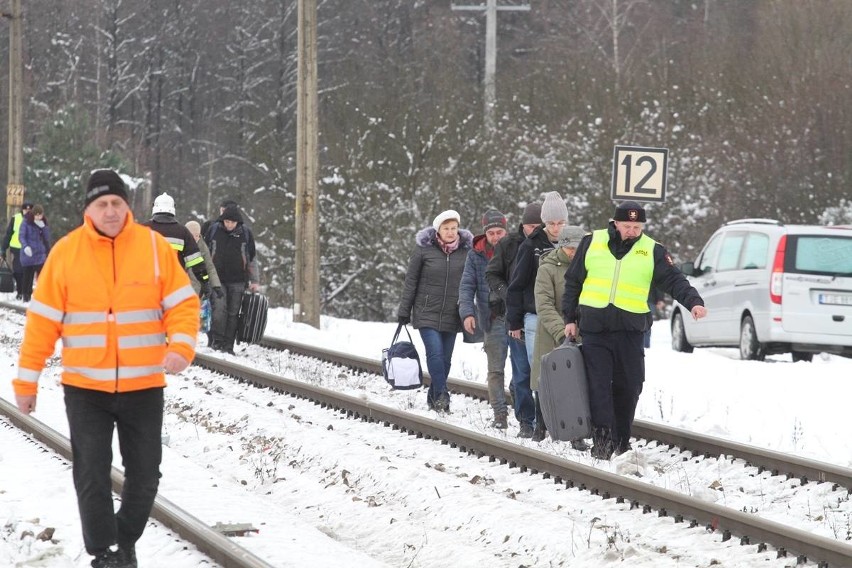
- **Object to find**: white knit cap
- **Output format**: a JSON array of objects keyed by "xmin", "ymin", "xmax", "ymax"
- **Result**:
[
  {"xmin": 432, "ymin": 209, "xmax": 461, "ymax": 230},
  {"xmin": 540, "ymin": 191, "xmax": 569, "ymax": 223}
]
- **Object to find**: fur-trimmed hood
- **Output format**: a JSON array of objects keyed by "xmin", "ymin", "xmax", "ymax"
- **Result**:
[{"xmin": 415, "ymin": 226, "xmax": 474, "ymax": 249}]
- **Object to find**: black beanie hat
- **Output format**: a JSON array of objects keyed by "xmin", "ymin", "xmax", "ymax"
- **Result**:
[
  {"xmin": 521, "ymin": 202, "xmax": 542, "ymax": 225},
  {"xmin": 85, "ymin": 169, "xmax": 128, "ymax": 208},
  {"xmin": 221, "ymin": 205, "xmax": 243, "ymax": 223},
  {"xmin": 613, "ymin": 200, "xmax": 646, "ymax": 223}
]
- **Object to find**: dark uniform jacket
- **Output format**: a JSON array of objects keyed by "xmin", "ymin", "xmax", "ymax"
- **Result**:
[
  {"xmin": 397, "ymin": 227, "xmax": 473, "ymax": 333},
  {"xmin": 506, "ymin": 224, "xmax": 553, "ymax": 330},
  {"xmin": 562, "ymin": 222, "xmax": 704, "ymax": 333},
  {"xmin": 142, "ymin": 214, "xmax": 209, "ymax": 285}
]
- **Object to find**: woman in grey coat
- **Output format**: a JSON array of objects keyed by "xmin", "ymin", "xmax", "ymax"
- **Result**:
[{"xmin": 397, "ymin": 210, "xmax": 473, "ymax": 412}]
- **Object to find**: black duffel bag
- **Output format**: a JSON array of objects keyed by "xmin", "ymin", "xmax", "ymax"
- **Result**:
[{"xmin": 381, "ymin": 323, "xmax": 423, "ymax": 390}]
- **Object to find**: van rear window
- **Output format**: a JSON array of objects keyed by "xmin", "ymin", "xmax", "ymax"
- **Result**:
[{"xmin": 789, "ymin": 236, "xmax": 852, "ymax": 276}]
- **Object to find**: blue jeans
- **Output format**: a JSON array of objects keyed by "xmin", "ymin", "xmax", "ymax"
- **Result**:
[
  {"xmin": 419, "ymin": 328, "xmax": 457, "ymax": 404},
  {"xmin": 508, "ymin": 316, "xmax": 535, "ymax": 427},
  {"xmin": 64, "ymin": 385, "xmax": 164, "ymax": 554},
  {"xmin": 484, "ymin": 317, "xmax": 510, "ymax": 415}
]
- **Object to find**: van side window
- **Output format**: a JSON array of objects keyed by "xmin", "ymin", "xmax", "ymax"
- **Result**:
[
  {"xmin": 717, "ymin": 233, "xmax": 745, "ymax": 272},
  {"xmin": 740, "ymin": 233, "xmax": 769, "ymax": 269},
  {"xmin": 696, "ymin": 234, "xmax": 722, "ymax": 275}
]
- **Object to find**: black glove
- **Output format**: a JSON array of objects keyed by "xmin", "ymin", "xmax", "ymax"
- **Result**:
[
  {"xmin": 200, "ymin": 281, "xmax": 211, "ymax": 298},
  {"xmin": 398, "ymin": 315, "xmax": 411, "ymax": 326},
  {"xmin": 213, "ymin": 286, "xmax": 224, "ymax": 299}
]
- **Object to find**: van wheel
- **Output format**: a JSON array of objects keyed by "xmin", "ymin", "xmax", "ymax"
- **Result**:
[
  {"xmin": 791, "ymin": 351, "xmax": 813, "ymax": 363},
  {"xmin": 739, "ymin": 315, "xmax": 766, "ymax": 361},
  {"xmin": 671, "ymin": 312, "xmax": 693, "ymax": 353}
]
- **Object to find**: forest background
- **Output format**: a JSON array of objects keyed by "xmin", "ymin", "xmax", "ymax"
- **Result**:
[{"xmin": 3, "ymin": 0, "xmax": 852, "ymax": 321}]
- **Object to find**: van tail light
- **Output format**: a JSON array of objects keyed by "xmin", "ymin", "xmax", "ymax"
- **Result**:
[{"xmin": 770, "ymin": 235, "xmax": 786, "ymax": 304}]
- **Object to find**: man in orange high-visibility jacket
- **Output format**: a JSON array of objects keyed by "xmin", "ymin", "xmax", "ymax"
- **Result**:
[{"xmin": 12, "ymin": 169, "xmax": 200, "ymax": 568}]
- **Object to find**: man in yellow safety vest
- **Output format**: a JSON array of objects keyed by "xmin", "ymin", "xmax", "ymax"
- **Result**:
[{"xmin": 2, "ymin": 201, "xmax": 34, "ymax": 299}]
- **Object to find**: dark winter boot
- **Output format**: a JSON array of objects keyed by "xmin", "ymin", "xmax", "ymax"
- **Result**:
[
  {"xmin": 490, "ymin": 411, "xmax": 508, "ymax": 430},
  {"xmin": 531, "ymin": 423, "xmax": 547, "ymax": 442},
  {"xmin": 590, "ymin": 426, "xmax": 614, "ymax": 460}
]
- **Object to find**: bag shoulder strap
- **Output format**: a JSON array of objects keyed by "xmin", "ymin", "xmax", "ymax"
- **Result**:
[{"xmin": 391, "ymin": 322, "xmax": 414, "ymax": 345}]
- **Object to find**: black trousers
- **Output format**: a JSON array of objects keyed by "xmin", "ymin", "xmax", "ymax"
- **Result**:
[
  {"xmin": 211, "ymin": 282, "xmax": 245, "ymax": 348},
  {"xmin": 21, "ymin": 263, "xmax": 42, "ymax": 299},
  {"xmin": 10, "ymin": 248, "xmax": 23, "ymax": 294},
  {"xmin": 64, "ymin": 385, "xmax": 163, "ymax": 554},
  {"xmin": 581, "ymin": 330, "xmax": 645, "ymax": 448}
]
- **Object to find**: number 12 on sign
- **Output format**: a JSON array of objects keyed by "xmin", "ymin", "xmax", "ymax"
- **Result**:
[{"xmin": 611, "ymin": 145, "xmax": 668, "ymax": 203}]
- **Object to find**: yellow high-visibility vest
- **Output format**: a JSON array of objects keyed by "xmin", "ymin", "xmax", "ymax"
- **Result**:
[
  {"xmin": 578, "ymin": 229, "xmax": 655, "ymax": 313},
  {"xmin": 9, "ymin": 213, "xmax": 23, "ymax": 249}
]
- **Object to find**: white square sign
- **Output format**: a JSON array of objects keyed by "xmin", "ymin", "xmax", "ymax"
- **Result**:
[{"xmin": 611, "ymin": 145, "xmax": 668, "ymax": 203}]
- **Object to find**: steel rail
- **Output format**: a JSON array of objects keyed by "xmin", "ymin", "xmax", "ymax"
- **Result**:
[
  {"xmin": 0, "ymin": 398, "xmax": 276, "ymax": 568},
  {"xmin": 258, "ymin": 334, "xmax": 852, "ymax": 490}
]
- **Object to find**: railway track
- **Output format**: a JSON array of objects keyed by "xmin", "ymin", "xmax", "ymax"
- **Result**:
[
  {"xmin": 3, "ymin": 300, "xmax": 852, "ymax": 566},
  {"xmin": 191, "ymin": 349, "xmax": 852, "ymax": 568},
  {"xmin": 0, "ymin": 396, "xmax": 275, "ymax": 568}
]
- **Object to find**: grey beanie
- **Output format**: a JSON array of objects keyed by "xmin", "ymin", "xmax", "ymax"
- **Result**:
[
  {"xmin": 540, "ymin": 191, "xmax": 569, "ymax": 223},
  {"xmin": 521, "ymin": 202, "xmax": 542, "ymax": 225},
  {"xmin": 557, "ymin": 225, "xmax": 587, "ymax": 248}
]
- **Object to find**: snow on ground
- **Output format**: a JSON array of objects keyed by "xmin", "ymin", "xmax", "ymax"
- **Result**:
[{"xmin": 1, "ymin": 300, "xmax": 850, "ymax": 567}]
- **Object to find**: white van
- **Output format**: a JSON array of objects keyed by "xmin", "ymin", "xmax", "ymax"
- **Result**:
[{"xmin": 671, "ymin": 219, "xmax": 852, "ymax": 361}]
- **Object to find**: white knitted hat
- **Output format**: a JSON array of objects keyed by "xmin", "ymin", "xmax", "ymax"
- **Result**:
[
  {"xmin": 540, "ymin": 191, "xmax": 569, "ymax": 223},
  {"xmin": 432, "ymin": 209, "xmax": 461, "ymax": 230}
]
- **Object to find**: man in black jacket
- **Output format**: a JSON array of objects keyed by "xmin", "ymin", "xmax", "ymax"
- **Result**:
[
  {"xmin": 506, "ymin": 192, "xmax": 568, "ymax": 438},
  {"xmin": 205, "ymin": 205, "xmax": 260, "ymax": 354},
  {"xmin": 562, "ymin": 201, "xmax": 707, "ymax": 459},
  {"xmin": 485, "ymin": 201, "xmax": 541, "ymax": 437},
  {"xmin": 143, "ymin": 193, "xmax": 218, "ymax": 299}
]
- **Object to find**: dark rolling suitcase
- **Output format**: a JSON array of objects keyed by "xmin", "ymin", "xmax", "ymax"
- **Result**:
[
  {"xmin": 538, "ymin": 339, "xmax": 592, "ymax": 442},
  {"xmin": 237, "ymin": 291, "xmax": 268, "ymax": 344}
]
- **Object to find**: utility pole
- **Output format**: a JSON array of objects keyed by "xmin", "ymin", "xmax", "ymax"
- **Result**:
[
  {"xmin": 452, "ymin": 0, "xmax": 530, "ymax": 133},
  {"xmin": 293, "ymin": 0, "xmax": 320, "ymax": 328},
  {"xmin": 4, "ymin": 0, "xmax": 24, "ymax": 223}
]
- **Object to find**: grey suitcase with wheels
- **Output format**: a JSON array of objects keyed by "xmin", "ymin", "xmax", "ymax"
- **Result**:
[{"xmin": 538, "ymin": 340, "xmax": 592, "ymax": 442}]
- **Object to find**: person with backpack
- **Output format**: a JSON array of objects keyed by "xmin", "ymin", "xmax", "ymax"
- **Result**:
[
  {"xmin": 205, "ymin": 205, "xmax": 260, "ymax": 354},
  {"xmin": 458, "ymin": 209, "xmax": 510, "ymax": 428},
  {"xmin": 18, "ymin": 204, "xmax": 51, "ymax": 303},
  {"xmin": 397, "ymin": 210, "xmax": 473, "ymax": 413}
]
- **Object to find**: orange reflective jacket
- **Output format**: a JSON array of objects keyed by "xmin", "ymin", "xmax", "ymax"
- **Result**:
[{"xmin": 13, "ymin": 212, "xmax": 200, "ymax": 395}]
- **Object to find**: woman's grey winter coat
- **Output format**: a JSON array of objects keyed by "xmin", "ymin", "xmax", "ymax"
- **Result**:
[{"xmin": 397, "ymin": 226, "xmax": 474, "ymax": 333}]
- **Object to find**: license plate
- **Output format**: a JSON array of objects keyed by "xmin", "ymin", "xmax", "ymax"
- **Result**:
[{"xmin": 819, "ymin": 293, "xmax": 852, "ymax": 305}]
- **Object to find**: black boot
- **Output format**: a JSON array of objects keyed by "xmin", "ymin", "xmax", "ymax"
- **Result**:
[
  {"xmin": 531, "ymin": 391, "xmax": 547, "ymax": 441},
  {"xmin": 590, "ymin": 426, "xmax": 614, "ymax": 460}
]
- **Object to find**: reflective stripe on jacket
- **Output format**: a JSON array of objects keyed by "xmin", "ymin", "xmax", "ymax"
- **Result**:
[
  {"xmin": 13, "ymin": 211, "xmax": 200, "ymax": 396},
  {"xmin": 579, "ymin": 229, "xmax": 654, "ymax": 313}
]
